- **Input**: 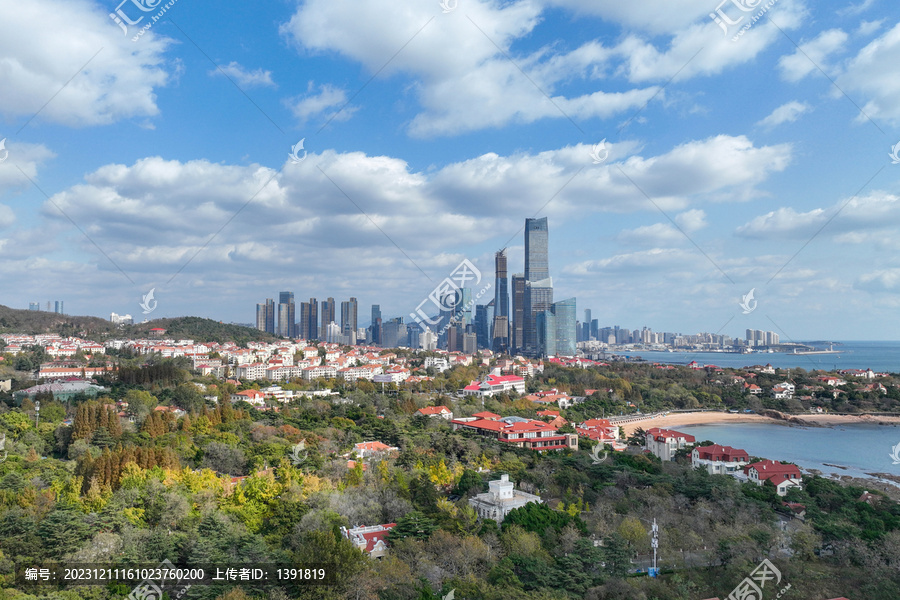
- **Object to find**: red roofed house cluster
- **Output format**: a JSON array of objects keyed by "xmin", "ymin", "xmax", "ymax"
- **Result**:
[
  {"xmin": 451, "ymin": 414, "xmax": 578, "ymax": 452},
  {"xmin": 692, "ymin": 444, "xmax": 751, "ymax": 475}
]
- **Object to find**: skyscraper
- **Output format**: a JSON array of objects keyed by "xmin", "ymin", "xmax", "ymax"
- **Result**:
[
  {"xmin": 308, "ymin": 298, "xmax": 318, "ymax": 340},
  {"xmin": 523, "ymin": 218, "xmax": 553, "ymax": 356},
  {"xmin": 370, "ymin": 305, "xmax": 382, "ymax": 345},
  {"xmin": 525, "ymin": 281, "xmax": 553, "ymax": 354},
  {"xmin": 300, "ymin": 299, "xmax": 318, "ymax": 340},
  {"xmin": 54, "ymin": 301, "xmax": 64, "ymax": 314},
  {"xmin": 341, "ymin": 297, "xmax": 358, "ymax": 338},
  {"xmin": 492, "ymin": 249, "xmax": 509, "ymax": 353},
  {"xmin": 382, "ymin": 317, "xmax": 407, "ymax": 348},
  {"xmin": 511, "ymin": 274, "xmax": 525, "ymax": 354},
  {"xmin": 321, "ymin": 297, "xmax": 336, "ymax": 331},
  {"xmin": 537, "ymin": 298, "xmax": 576, "ymax": 357},
  {"xmin": 278, "ymin": 292, "xmax": 295, "ymax": 337},
  {"xmin": 256, "ymin": 298, "xmax": 275, "ymax": 333},
  {"xmin": 524, "ymin": 217, "xmax": 549, "ymax": 281}
]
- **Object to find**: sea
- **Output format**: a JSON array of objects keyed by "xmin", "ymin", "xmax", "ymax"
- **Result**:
[
  {"xmin": 679, "ymin": 422, "xmax": 900, "ymax": 488},
  {"xmin": 614, "ymin": 340, "xmax": 900, "ymax": 373}
]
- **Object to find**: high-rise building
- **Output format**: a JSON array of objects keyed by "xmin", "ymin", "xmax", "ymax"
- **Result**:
[
  {"xmin": 300, "ymin": 299, "xmax": 319, "ymax": 340},
  {"xmin": 591, "ymin": 319, "xmax": 599, "ymax": 340},
  {"xmin": 525, "ymin": 281, "xmax": 553, "ymax": 355},
  {"xmin": 278, "ymin": 292, "xmax": 295, "ymax": 337},
  {"xmin": 341, "ymin": 298, "xmax": 358, "ymax": 338},
  {"xmin": 321, "ymin": 297, "xmax": 336, "ymax": 331},
  {"xmin": 537, "ymin": 298, "xmax": 576, "ymax": 357},
  {"xmin": 370, "ymin": 305, "xmax": 382, "ymax": 345},
  {"xmin": 494, "ymin": 249, "xmax": 509, "ymax": 318},
  {"xmin": 492, "ymin": 250, "xmax": 510, "ymax": 352},
  {"xmin": 523, "ymin": 217, "xmax": 553, "ymax": 356},
  {"xmin": 382, "ymin": 317, "xmax": 407, "ymax": 348},
  {"xmin": 54, "ymin": 301, "xmax": 64, "ymax": 314},
  {"xmin": 475, "ymin": 304, "xmax": 491, "ymax": 349},
  {"xmin": 553, "ymin": 298, "xmax": 576, "ymax": 356},
  {"xmin": 511, "ymin": 274, "xmax": 525, "ymax": 354},
  {"xmin": 524, "ymin": 217, "xmax": 549, "ymax": 281},
  {"xmin": 256, "ymin": 298, "xmax": 276, "ymax": 333},
  {"xmin": 28, "ymin": 302, "xmax": 40, "ymax": 311}
]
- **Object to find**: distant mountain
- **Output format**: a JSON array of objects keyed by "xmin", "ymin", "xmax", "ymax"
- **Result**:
[{"xmin": 0, "ymin": 305, "xmax": 277, "ymax": 346}]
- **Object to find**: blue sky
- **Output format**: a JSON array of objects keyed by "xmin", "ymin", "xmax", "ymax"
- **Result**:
[{"xmin": 1, "ymin": 0, "xmax": 900, "ymax": 340}]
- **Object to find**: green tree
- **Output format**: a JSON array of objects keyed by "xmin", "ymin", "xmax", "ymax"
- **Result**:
[{"xmin": 387, "ymin": 511, "xmax": 437, "ymax": 542}]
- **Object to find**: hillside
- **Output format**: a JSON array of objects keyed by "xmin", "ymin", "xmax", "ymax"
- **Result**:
[
  {"xmin": 129, "ymin": 316, "xmax": 278, "ymax": 345},
  {"xmin": 0, "ymin": 304, "xmax": 117, "ymax": 337},
  {"xmin": 0, "ymin": 305, "xmax": 276, "ymax": 345}
]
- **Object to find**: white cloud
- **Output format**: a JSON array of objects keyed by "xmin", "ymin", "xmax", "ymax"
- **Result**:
[
  {"xmin": 674, "ymin": 208, "xmax": 707, "ymax": 232},
  {"xmin": 0, "ymin": 204, "xmax": 14, "ymax": 228},
  {"xmin": 209, "ymin": 61, "xmax": 275, "ymax": 88},
  {"xmin": 281, "ymin": 0, "xmax": 665, "ymax": 136},
  {"xmin": 0, "ymin": 0, "xmax": 170, "ymax": 127},
  {"xmin": 857, "ymin": 19, "xmax": 884, "ymax": 36},
  {"xmin": 736, "ymin": 191, "xmax": 900, "ymax": 238},
  {"xmin": 288, "ymin": 83, "xmax": 356, "ymax": 124},
  {"xmin": 0, "ymin": 141, "xmax": 55, "ymax": 192},
  {"xmin": 857, "ymin": 268, "xmax": 900, "ymax": 292},
  {"xmin": 757, "ymin": 101, "xmax": 811, "ymax": 128},
  {"xmin": 835, "ymin": 21, "xmax": 900, "ymax": 125},
  {"xmin": 778, "ymin": 29, "xmax": 848, "ymax": 82}
]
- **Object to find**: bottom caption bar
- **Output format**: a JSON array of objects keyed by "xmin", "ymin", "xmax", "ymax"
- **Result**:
[{"xmin": 15, "ymin": 562, "xmax": 335, "ymax": 587}]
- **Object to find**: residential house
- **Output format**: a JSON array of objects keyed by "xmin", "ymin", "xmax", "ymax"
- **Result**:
[
  {"xmin": 341, "ymin": 524, "xmax": 396, "ymax": 558},
  {"xmin": 416, "ymin": 406, "xmax": 453, "ymax": 420},
  {"xmin": 691, "ymin": 444, "xmax": 750, "ymax": 475},
  {"xmin": 745, "ymin": 460, "xmax": 802, "ymax": 496},
  {"xmin": 644, "ymin": 428, "xmax": 696, "ymax": 461}
]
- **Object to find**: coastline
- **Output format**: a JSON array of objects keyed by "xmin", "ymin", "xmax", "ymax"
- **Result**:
[{"xmin": 619, "ymin": 411, "xmax": 900, "ymax": 436}]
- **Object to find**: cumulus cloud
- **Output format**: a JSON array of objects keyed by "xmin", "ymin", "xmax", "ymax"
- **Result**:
[
  {"xmin": 0, "ymin": 0, "xmax": 170, "ymax": 127},
  {"xmin": 288, "ymin": 83, "xmax": 356, "ymax": 124},
  {"xmin": 778, "ymin": 29, "xmax": 848, "ymax": 81},
  {"xmin": 736, "ymin": 191, "xmax": 900, "ymax": 238},
  {"xmin": 835, "ymin": 21, "xmax": 900, "ymax": 125},
  {"xmin": 209, "ymin": 62, "xmax": 275, "ymax": 88},
  {"xmin": 757, "ymin": 101, "xmax": 811, "ymax": 128}
]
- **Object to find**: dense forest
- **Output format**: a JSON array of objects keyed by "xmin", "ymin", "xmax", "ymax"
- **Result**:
[{"xmin": 0, "ymin": 355, "xmax": 898, "ymax": 599}]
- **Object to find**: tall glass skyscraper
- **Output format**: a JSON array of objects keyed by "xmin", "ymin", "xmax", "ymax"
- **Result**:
[
  {"xmin": 524, "ymin": 218, "xmax": 549, "ymax": 281},
  {"xmin": 524, "ymin": 218, "xmax": 553, "ymax": 356},
  {"xmin": 537, "ymin": 297, "xmax": 576, "ymax": 357}
]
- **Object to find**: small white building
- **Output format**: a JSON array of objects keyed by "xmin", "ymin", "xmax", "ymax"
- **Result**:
[{"xmin": 469, "ymin": 474, "xmax": 542, "ymax": 523}]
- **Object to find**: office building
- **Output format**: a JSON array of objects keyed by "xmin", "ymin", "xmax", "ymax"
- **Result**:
[
  {"xmin": 525, "ymin": 281, "xmax": 553, "ymax": 355},
  {"xmin": 475, "ymin": 303, "xmax": 494, "ymax": 349},
  {"xmin": 382, "ymin": 317, "xmax": 407, "ymax": 349},
  {"xmin": 524, "ymin": 217, "xmax": 549, "ymax": 281},
  {"xmin": 300, "ymin": 299, "xmax": 318, "ymax": 340},
  {"xmin": 54, "ymin": 301, "xmax": 64, "ymax": 314},
  {"xmin": 536, "ymin": 298, "xmax": 576, "ymax": 357},
  {"xmin": 493, "ymin": 249, "xmax": 510, "ymax": 352},
  {"xmin": 370, "ymin": 305, "xmax": 382, "ymax": 346},
  {"xmin": 341, "ymin": 298, "xmax": 358, "ymax": 338},
  {"xmin": 256, "ymin": 298, "xmax": 275, "ymax": 333},
  {"xmin": 321, "ymin": 297, "xmax": 336, "ymax": 331},
  {"xmin": 523, "ymin": 217, "xmax": 553, "ymax": 356},
  {"xmin": 511, "ymin": 274, "xmax": 525, "ymax": 354},
  {"xmin": 28, "ymin": 302, "xmax": 40, "ymax": 311}
]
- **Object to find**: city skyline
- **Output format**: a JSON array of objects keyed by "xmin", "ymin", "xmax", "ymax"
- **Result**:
[{"xmin": 1, "ymin": 2, "xmax": 900, "ymax": 340}]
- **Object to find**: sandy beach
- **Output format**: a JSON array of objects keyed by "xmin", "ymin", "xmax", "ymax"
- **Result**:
[{"xmin": 620, "ymin": 411, "xmax": 900, "ymax": 436}]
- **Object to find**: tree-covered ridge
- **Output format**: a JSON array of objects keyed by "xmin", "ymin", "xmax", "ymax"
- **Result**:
[{"xmin": 0, "ymin": 357, "xmax": 897, "ymax": 599}]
